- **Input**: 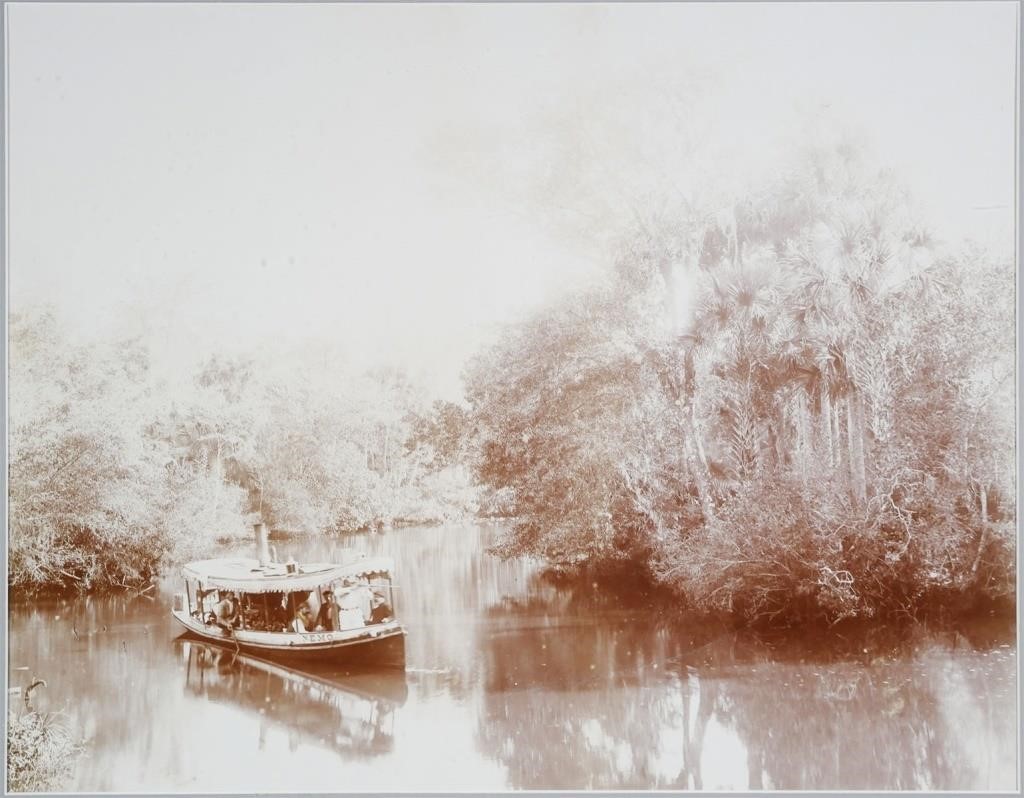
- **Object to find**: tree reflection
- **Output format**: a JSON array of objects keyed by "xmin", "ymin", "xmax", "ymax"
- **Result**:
[
  {"xmin": 474, "ymin": 574, "xmax": 726, "ymax": 789},
  {"xmin": 474, "ymin": 575, "xmax": 1016, "ymax": 790}
]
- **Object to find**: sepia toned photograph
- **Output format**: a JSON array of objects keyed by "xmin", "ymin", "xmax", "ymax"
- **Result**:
[{"xmin": 3, "ymin": 1, "xmax": 1019, "ymax": 793}]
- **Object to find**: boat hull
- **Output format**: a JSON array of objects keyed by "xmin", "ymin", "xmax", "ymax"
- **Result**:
[{"xmin": 171, "ymin": 610, "xmax": 407, "ymax": 670}]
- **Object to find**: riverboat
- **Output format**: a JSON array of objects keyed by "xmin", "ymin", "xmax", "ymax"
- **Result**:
[{"xmin": 171, "ymin": 523, "xmax": 406, "ymax": 670}]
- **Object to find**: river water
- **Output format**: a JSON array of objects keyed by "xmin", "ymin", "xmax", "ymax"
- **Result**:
[{"xmin": 7, "ymin": 523, "xmax": 1018, "ymax": 792}]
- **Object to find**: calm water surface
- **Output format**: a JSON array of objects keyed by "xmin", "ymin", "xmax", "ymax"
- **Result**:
[{"xmin": 7, "ymin": 523, "xmax": 1018, "ymax": 792}]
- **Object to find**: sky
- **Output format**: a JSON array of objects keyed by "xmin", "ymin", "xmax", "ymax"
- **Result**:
[{"xmin": 7, "ymin": 2, "xmax": 1018, "ymax": 398}]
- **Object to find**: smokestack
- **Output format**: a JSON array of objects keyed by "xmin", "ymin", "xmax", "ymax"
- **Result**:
[{"xmin": 254, "ymin": 521, "xmax": 271, "ymax": 566}]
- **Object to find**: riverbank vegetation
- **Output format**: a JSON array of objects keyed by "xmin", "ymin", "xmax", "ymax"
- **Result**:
[
  {"xmin": 6, "ymin": 708, "xmax": 82, "ymax": 793},
  {"xmin": 466, "ymin": 134, "xmax": 1015, "ymax": 625},
  {"xmin": 8, "ymin": 313, "xmax": 476, "ymax": 595},
  {"xmin": 8, "ymin": 100, "xmax": 1014, "ymax": 626}
]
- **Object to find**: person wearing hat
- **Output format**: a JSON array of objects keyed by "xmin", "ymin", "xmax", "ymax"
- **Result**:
[
  {"xmin": 291, "ymin": 599, "xmax": 315, "ymax": 633},
  {"xmin": 315, "ymin": 589, "xmax": 341, "ymax": 632},
  {"xmin": 369, "ymin": 592, "xmax": 393, "ymax": 625}
]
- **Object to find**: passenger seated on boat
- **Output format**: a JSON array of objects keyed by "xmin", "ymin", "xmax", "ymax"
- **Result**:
[
  {"xmin": 315, "ymin": 590, "xmax": 341, "ymax": 632},
  {"xmin": 370, "ymin": 592, "xmax": 393, "ymax": 624},
  {"xmin": 212, "ymin": 592, "xmax": 238, "ymax": 634},
  {"xmin": 291, "ymin": 601, "xmax": 315, "ymax": 633}
]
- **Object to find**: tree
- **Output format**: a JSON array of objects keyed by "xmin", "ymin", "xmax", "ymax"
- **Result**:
[
  {"xmin": 466, "ymin": 127, "xmax": 1016, "ymax": 623},
  {"xmin": 9, "ymin": 311, "xmax": 175, "ymax": 591}
]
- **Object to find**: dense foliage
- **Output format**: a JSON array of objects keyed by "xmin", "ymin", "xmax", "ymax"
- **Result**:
[
  {"xmin": 6, "ymin": 710, "xmax": 82, "ymax": 793},
  {"xmin": 466, "ymin": 140, "xmax": 1015, "ymax": 624},
  {"xmin": 8, "ymin": 315, "xmax": 475, "ymax": 595}
]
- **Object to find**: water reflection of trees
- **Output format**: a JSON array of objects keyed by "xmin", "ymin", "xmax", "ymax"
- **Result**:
[
  {"xmin": 712, "ymin": 660, "xmax": 960, "ymax": 789},
  {"xmin": 475, "ymin": 575, "xmax": 1017, "ymax": 790},
  {"xmin": 475, "ymin": 575, "xmax": 725, "ymax": 789}
]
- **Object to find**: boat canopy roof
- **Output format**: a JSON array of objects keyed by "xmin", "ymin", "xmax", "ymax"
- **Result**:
[{"xmin": 182, "ymin": 556, "xmax": 395, "ymax": 594}]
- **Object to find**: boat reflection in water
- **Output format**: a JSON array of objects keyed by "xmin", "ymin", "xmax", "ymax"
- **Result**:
[{"xmin": 176, "ymin": 638, "xmax": 408, "ymax": 757}]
